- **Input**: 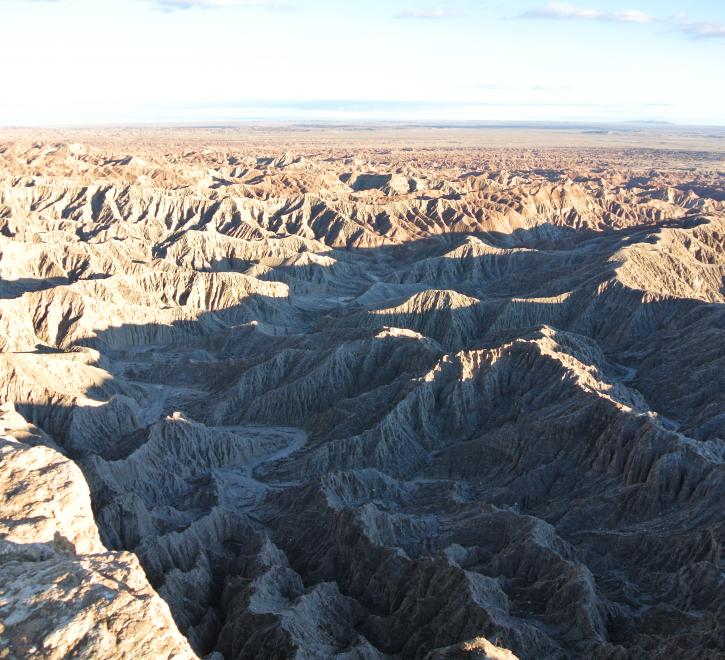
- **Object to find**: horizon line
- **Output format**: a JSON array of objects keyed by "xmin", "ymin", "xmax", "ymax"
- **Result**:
[{"xmin": 2, "ymin": 118, "xmax": 725, "ymax": 130}]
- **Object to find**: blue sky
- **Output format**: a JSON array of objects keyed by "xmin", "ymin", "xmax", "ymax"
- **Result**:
[{"xmin": 0, "ymin": 0, "xmax": 723, "ymax": 125}]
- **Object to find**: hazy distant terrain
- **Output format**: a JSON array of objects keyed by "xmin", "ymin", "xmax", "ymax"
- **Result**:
[
  {"xmin": 1, "ymin": 127, "xmax": 723, "ymax": 659},
  {"xmin": 2, "ymin": 121, "xmax": 724, "ymax": 152}
]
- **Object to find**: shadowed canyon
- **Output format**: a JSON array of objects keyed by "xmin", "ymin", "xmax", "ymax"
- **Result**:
[{"xmin": 0, "ymin": 132, "xmax": 724, "ymax": 659}]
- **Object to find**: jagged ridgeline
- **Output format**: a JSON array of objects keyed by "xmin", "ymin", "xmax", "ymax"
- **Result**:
[{"xmin": 1, "ymin": 141, "xmax": 724, "ymax": 660}]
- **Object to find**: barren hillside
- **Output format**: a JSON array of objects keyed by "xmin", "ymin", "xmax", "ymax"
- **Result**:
[{"xmin": 1, "ymin": 134, "xmax": 723, "ymax": 659}]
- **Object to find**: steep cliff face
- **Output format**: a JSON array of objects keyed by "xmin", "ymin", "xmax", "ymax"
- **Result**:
[{"xmin": 1, "ymin": 141, "xmax": 723, "ymax": 659}]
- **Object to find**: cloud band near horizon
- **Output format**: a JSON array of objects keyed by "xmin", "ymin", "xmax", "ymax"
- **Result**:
[{"xmin": 524, "ymin": 2, "xmax": 725, "ymax": 38}]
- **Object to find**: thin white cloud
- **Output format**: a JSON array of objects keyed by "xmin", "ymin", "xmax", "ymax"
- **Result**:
[
  {"xmin": 1, "ymin": 0, "xmax": 293, "ymax": 7},
  {"xmin": 473, "ymin": 83, "xmax": 571, "ymax": 92},
  {"xmin": 611, "ymin": 9, "xmax": 653, "ymax": 23},
  {"xmin": 144, "ymin": 0, "xmax": 288, "ymax": 11},
  {"xmin": 524, "ymin": 3, "xmax": 725, "ymax": 39},
  {"xmin": 675, "ymin": 17, "xmax": 725, "ymax": 39},
  {"xmin": 395, "ymin": 8, "xmax": 455, "ymax": 19},
  {"xmin": 525, "ymin": 2, "xmax": 653, "ymax": 24}
]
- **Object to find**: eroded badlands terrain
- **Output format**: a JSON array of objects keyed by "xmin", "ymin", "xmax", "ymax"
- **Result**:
[{"xmin": 0, "ymin": 136, "xmax": 724, "ymax": 659}]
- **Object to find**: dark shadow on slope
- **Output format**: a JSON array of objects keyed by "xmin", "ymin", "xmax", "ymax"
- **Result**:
[
  {"xmin": 0, "ymin": 277, "xmax": 68, "ymax": 300},
  {"xmin": 676, "ymin": 185, "xmax": 725, "ymax": 202},
  {"xmin": 4, "ymin": 217, "xmax": 725, "ymax": 658},
  {"xmin": 0, "ymin": 273, "xmax": 113, "ymax": 300}
]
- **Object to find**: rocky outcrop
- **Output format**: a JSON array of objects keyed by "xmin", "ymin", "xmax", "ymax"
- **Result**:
[
  {"xmin": 0, "ymin": 141, "xmax": 723, "ymax": 659},
  {"xmin": 0, "ymin": 405, "xmax": 195, "ymax": 659}
]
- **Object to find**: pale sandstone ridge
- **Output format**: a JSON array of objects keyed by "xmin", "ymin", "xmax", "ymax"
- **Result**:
[
  {"xmin": 0, "ymin": 138, "xmax": 723, "ymax": 659},
  {"xmin": 0, "ymin": 405, "xmax": 196, "ymax": 659}
]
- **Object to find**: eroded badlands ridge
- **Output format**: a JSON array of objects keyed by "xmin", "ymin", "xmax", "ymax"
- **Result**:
[{"xmin": 0, "ymin": 139, "xmax": 724, "ymax": 659}]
